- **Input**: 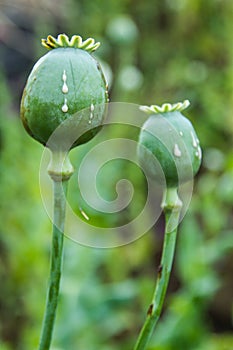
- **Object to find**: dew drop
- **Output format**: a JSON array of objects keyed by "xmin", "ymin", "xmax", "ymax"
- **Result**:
[
  {"xmin": 90, "ymin": 103, "xmax": 94, "ymax": 112},
  {"xmin": 174, "ymin": 144, "xmax": 182, "ymax": 157},
  {"xmin": 179, "ymin": 131, "xmax": 183, "ymax": 136}
]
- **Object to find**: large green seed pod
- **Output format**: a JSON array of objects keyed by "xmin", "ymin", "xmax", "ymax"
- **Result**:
[
  {"xmin": 138, "ymin": 100, "xmax": 202, "ymax": 187},
  {"xmin": 20, "ymin": 34, "xmax": 108, "ymax": 149}
]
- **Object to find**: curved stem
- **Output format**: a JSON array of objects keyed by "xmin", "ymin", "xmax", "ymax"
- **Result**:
[
  {"xmin": 134, "ymin": 188, "xmax": 182, "ymax": 350},
  {"xmin": 38, "ymin": 151, "xmax": 73, "ymax": 350}
]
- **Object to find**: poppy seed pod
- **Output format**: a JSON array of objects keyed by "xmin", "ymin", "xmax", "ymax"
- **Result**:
[
  {"xmin": 20, "ymin": 34, "xmax": 108, "ymax": 149},
  {"xmin": 137, "ymin": 100, "xmax": 202, "ymax": 188}
]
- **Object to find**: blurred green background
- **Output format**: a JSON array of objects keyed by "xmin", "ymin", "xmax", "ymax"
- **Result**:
[{"xmin": 0, "ymin": 0, "xmax": 233, "ymax": 349}]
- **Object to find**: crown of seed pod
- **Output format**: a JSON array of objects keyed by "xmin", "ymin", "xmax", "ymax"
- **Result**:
[
  {"xmin": 137, "ymin": 100, "xmax": 202, "ymax": 187},
  {"xmin": 20, "ymin": 34, "xmax": 109, "ymax": 150}
]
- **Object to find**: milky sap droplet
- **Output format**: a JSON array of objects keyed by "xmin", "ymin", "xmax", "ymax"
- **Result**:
[
  {"xmin": 62, "ymin": 82, "xmax": 68, "ymax": 94},
  {"xmin": 79, "ymin": 207, "xmax": 89, "ymax": 220},
  {"xmin": 195, "ymin": 147, "xmax": 202, "ymax": 159},
  {"xmin": 62, "ymin": 70, "xmax": 68, "ymax": 94},
  {"xmin": 174, "ymin": 143, "xmax": 182, "ymax": 157},
  {"xmin": 88, "ymin": 104, "xmax": 94, "ymax": 124},
  {"xmin": 62, "ymin": 98, "xmax": 68, "ymax": 113},
  {"xmin": 62, "ymin": 70, "xmax": 67, "ymax": 82},
  {"xmin": 191, "ymin": 131, "xmax": 198, "ymax": 148}
]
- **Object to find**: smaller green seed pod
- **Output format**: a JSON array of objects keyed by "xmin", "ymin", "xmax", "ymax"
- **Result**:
[
  {"xmin": 137, "ymin": 100, "xmax": 202, "ymax": 187},
  {"xmin": 20, "ymin": 34, "xmax": 108, "ymax": 150}
]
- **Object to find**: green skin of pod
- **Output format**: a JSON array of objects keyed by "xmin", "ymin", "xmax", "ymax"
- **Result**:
[
  {"xmin": 137, "ymin": 111, "xmax": 202, "ymax": 188},
  {"xmin": 20, "ymin": 48, "xmax": 107, "ymax": 149}
]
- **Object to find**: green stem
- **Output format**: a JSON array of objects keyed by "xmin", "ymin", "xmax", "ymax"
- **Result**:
[
  {"xmin": 133, "ymin": 188, "xmax": 182, "ymax": 350},
  {"xmin": 38, "ymin": 151, "xmax": 73, "ymax": 350}
]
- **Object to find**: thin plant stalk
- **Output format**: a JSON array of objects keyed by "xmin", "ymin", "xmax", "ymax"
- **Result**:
[
  {"xmin": 134, "ymin": 188, "xmax": 182, "ymax": 350},
  {"xmin": 38, "ymin": 151, "xmax": 73, "ymax": 350}
]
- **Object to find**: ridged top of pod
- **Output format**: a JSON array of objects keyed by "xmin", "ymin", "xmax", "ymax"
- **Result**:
[
  {"xmin": 140, "ymin": 100, "xmax": 190, "ymax": 114},
  {"xmin": 41, "ymin": 34, "xmax": 100, "ymax": 53}
]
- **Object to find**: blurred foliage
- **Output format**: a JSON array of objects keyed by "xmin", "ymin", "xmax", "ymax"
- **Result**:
[{"xmin": 0, "ymin": 0, "xmax": 233, "ymax": 349}]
